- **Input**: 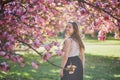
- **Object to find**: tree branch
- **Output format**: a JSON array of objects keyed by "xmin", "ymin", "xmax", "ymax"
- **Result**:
[
  {"xmin": 17, "ymin": 39, "xmax": 63, "ymax": 69},
  {"xmin": 78, "ymin": 0, "xmax": 120, "ymax": 22},
  {"xmin": 0, "ymin": 0, "xmax": 14, "ymax": 11}
]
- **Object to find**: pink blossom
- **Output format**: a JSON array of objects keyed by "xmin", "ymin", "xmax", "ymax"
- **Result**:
[
  {"xmin": 117, "ymin": 21, "xmax": 120, "ymax": 28},
  {"xmin": 0, "ymin": 51, "xmax": 6, "ymax": 56},
  {"xmin": 0, "ymin": 62, "xmax": 10, "ymax": 72},
  {"xmin": 114, "ymin": 33, "xmax": 119, "ymax": 39},
  {"xmin": 49, "ymin": 2, "xmax": 56, "ymax": 8},
  {"xmin": 98, "ymin": 36, "xmax": 106, "ymax": 41},
  {"xmin": 112, "ymin": 0, "xmax": 118, "ymax": 5},
  {"xmin": 32, "ymin": 39, "xmax": 42, "ymax": 48},
  {"xmin": 94, "ymin": 1, "xmax": 102, "ymax": 7},
  {"xmin": 44, "ymin": 45, "xmax": 51, "ymax": 51},
  {"xmin": 39, "ymin": 0, "xmax": 44, "ymax": 3},
  {"xmin": 10, "ymin": 55, "xmax": 17, "ymax": 62},
  {"xmin": 46, "ymin": 29, "xmax": 54, "ymax": 36},
  {"xmin": 16, "ymin": 55, "xmax": 24, "ymax": 64},
  {"xmin": 41, "ymin": 36, "xmax": 46, "ymax": 41},
  {"xmin": 79, "ymin": 8, "xmax": 88, "ymax": 15},
  {"xmin": 7, "ymin": 35, "xmax": 14, "ymax": 42},
  {"xmin": 94, "ymin": 19, "xmax": 102, "ymax": 27},
  {"xmin": 46, "ymin": 0, "xmax": 54, "ymax": 4},
  {"xmin": 53, "ymin": 42, "xmax": 60, "ymax": 47},
  {"xmin": 42, "ymin": 52, "xmax": 52, "ymax": 62},
  {"xmin": 31, "ymin": 62, "xmax": 39, "ymax": 69},
  {"xmin": 3, "ymin": 32, "xmax": 8, "ymax": 38},
  {"xmin": 5, "ymin": 42, "xmax": 14, "ymax": 51},
  {"xmin": 98, "ymin": 30, "xmax": 106, "ymax": 41},
  {"xmin": 29, "ymin": 7, "xmax": 35, "ymax": 13},
  {"xmin": 103, "ymin": 2, "xmax": 109, "ymax": 8},
  {"xmin": 106, "ymin": 26, "xmax": 112, "ymax": 33},
  {"xmin": 23, "ymin": 38, "xmax": 30, "ymax": 43},
  {"xmin": 4, "ymin": 54, "xmax": 9, "ymax": 59},
  {"xmin": 56, "ymin": 49, "xmax": 64, "ymax": 56},
  {"xmin": 103, "ymin": 14, "xmax": 109, "ymax": 21}
]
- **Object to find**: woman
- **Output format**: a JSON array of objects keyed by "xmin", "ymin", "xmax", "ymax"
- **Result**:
[{"xmin": 60, "ymin": 22, "xmax": 85, "ymax": 80}]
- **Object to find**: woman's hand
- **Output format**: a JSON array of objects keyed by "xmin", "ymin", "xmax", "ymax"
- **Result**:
[{"xmin": 60, "ymin": 70, "xmax": 64, "ymax": 78}]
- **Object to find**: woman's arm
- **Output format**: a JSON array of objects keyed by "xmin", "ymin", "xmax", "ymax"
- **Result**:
[
  {"xmin": 79, "ymin": 48, "xmax": 85, "ymax": 69},
  {"xmin": 61, "ymin": 38, "xmax": 72, "ymax": 71}
]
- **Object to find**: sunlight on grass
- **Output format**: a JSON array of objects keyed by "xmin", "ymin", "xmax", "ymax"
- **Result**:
[
  {"xmin": 85, "ymin": 44, "xmax": 120, "ymax": 57},
  {"xmin": 31, "ymin": 69, "xmax": 37, "ymax": 73},
  {"xmin": 23, "ymin": 72, "xmax": 30, "ymax": 76},
  {"xmin": 84, "ymin": 39, "xmax": 120, "ymax": 45},
  {"xmin": 113, "ymin": 74, "xmax": 120, "ymax": 78},
  {"xmin": 90, "ymin": 66, "xmax": 95, "ymax": 69},
  {"xmin": 50, "ymin": 69, "xmax": 60, "ymax": 73},
  {"xmin": 85, "ymin": 75, "xmax": 92, "ymax": 79}
]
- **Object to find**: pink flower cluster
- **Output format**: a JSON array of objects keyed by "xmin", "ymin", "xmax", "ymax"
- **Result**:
[
  {"xmin": 98, "ymin": 30, "xmax": 106, "ymax": 41},
  {"xmin": 42, "ymin": 41, "xmax": 63, "ymax": 62},
  {"xmin": 0, "ymin": 51, "xmax": 25, "ymax": 71},
  {"xmin": 0, "ymin": 62, "xmax": 10, "ymax": 72},
  {"xmin": 56, "ymin": 49, "xmax": 64, "ymax": 56},
  {"xmin": 42, "ymin": 52, "xmax": 52, "ymax": 62},
  {"xmin": 31, "ymin": 62, "xmax": 39, "ymax": 69}
]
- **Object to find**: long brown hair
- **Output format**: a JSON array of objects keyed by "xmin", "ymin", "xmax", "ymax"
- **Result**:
[{"xmin": 68, "ymin": 22, "xmax": 85, "ymax": 50}]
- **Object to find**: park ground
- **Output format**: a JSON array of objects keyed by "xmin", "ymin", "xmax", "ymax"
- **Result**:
[{"xmin": 0, "ymin": 38, "xmax": 120, "ymax": 80}]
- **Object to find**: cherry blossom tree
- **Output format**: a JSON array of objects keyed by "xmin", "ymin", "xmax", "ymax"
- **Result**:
[
  {"xmin": 0, "ymin": 0, "xmax": 119, "ymax": 72},
  {"xmin": 0, "ymin": 0, "xmax": 67, "ymax": 72},
  {"xmin": 57, "ymin": 0, "xmax": 120, "ymax": 40}
]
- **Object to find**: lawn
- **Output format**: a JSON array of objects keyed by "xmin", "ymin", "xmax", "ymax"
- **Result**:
[{"xmin": 0, "ymin": 39, "xmax": 120, "ymax": 80}]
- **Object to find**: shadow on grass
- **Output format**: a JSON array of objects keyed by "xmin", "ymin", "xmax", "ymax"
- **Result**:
[
  {"xmin": 0, "ymin": 53, "xmax": 120, "ymax": 80},
  {"xmin": 84, "ymin": 54, "xmax": 120, "ymax": 80}
]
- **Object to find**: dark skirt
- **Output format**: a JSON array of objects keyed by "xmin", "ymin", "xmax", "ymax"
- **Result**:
[{"xmin": 60, "ymin": 56, "xmax": 83, "ymax": 80}]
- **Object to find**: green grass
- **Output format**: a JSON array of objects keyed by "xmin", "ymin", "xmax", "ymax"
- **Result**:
[
  {"xmin": 84, "ymin": 39, "xmax": 120, "ymax": 57},
  {"xmin": 0, "ymin": 39, "xmax": 120, "ymax": 80}
]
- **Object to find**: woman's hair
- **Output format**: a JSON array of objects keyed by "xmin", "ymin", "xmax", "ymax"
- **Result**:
[{"xmin": 68, "ymin": 22, "xmax": 85, "ymax": 50}]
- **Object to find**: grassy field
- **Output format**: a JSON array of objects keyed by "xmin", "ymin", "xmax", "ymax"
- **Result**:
[{"xmin": 0, "ymin": 39, "xmax": 120, "ymax": 80}]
